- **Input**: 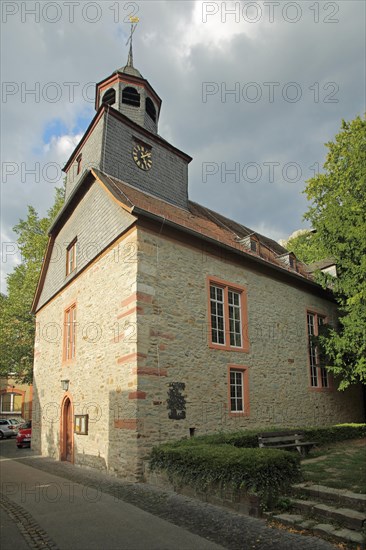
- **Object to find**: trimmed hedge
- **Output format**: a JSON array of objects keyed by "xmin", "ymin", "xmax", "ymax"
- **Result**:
[
  {"xmin": 150, "ymin": 443, "xmax": 302, "ymax": 503},
  {"xmin": 302, "ymin": 423, "xmax": 366, "ymax": 446},
  {"xmin": 177, "ymin": 423, "xmax": 366, "ymax": 449},
  {"xmin": 149, "ymin": 424, "xmax": 365, "ymax": 508}
]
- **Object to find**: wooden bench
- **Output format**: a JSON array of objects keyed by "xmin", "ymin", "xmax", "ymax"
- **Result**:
[{"xmin": 258, "ymin": 431, "xmax": 316, "ymax": 457}]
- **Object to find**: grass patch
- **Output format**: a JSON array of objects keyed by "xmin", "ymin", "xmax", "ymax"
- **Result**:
[{"xmin": 301, "ymin": 439, "xmax": 366, "ymax": 494}]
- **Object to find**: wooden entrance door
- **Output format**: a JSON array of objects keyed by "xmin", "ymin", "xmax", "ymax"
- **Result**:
[{"xmin": 61, "ymin": 397, "xmax": 73, "ymax": 462}]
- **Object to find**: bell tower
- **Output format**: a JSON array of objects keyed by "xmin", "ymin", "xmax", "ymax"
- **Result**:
[
  {"xmin": 64, "ymin": 16, "xmax": 191, "ymax": 209},
  {"xmin": 94, "ymin": 18, "xmax": 161, "ymax": 134}
]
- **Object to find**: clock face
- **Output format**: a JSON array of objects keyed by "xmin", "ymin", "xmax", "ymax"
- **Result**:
[{"xmin": 132, "ymin": 143, "xmax": 152, "ymax": 171}]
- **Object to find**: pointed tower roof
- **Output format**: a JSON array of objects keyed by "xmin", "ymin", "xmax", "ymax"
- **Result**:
[
  {"xmin": 94, "ymin": 17, "xmax": 162, "ymax": 133},
  {"xmin": 118, "ymin": 16, "xmax": 142, "ymax": 77}
]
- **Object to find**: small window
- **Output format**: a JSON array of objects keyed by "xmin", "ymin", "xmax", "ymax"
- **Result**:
[
  {"xmin": 76, "ymin": 154, "xmax": 82, "ymax": 175},
  {"xmin": 228, "ymin": 366, "xmax": 250, "ymax": 415},
  {"xmin": 289, "ymin": 254, "xmax": 297, "ymax": 270},
  {"xmin": 66, "ymin": 239, "xmax": 77, "ymax": 276},
  {"xmin": 74, "ymin": 415, "xmax": 88, "ymax": 435},
  {"xmin": 102, "ymin": 88, "xmax": 116, "ymax": 106},
  {"xmin": 64, "ymin": 304, "xmax": 77, "ymax": 361},
  {"xmin": 145, "ymin": 97, "xmax": 156, "ymax": 122},
  {"xmin": 122, "ymin": 86, "xmax": 140, "ymax": 107},
  {"xmin": 250, "ymin": 239, "xmax": 257, "ymax": 252}
]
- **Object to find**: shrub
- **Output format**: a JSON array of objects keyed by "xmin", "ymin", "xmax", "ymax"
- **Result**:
[
  {"xmin": 186, "ymin": 423, "xmax": 366, "ymax": 449},
  {"xmin": 149, "ymin": 423, "xmax": 365, "ymax": 508},
  {"xmin": 302, "ymin": 423, "xmax": 366, "ymax": 446},
  {"xmin": 150, "ymin": 443, "xmax": 302, "ymax": 506}
]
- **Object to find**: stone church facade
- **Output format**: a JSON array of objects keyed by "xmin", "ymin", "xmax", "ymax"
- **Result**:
[{"xmin": 31, "ymin": 54, "xmax": 363, "ymax": 480}]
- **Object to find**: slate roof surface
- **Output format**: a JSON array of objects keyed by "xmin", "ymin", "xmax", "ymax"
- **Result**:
[{"xmin": 93, "ymin": 169, "xmax": 312, "ymax": 280}]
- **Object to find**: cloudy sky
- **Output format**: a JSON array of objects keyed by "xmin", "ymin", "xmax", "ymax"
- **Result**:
[{"xmin": 1, "ymin": 0, "xmax": 365, "ymax": 291}]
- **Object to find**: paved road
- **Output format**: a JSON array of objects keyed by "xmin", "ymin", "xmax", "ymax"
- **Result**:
[{"xmin": 0, "ymin": 439, "xmax": 336, "ymax": 550}]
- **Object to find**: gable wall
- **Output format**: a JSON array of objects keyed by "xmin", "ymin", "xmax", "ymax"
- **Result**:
[
  {"xmin": 37, "ymin": 181, "xmax": 136, "ymax": 310},
  {"xmin": 32, "ymin": 227, "xmax": 142, "ymax": 480}
]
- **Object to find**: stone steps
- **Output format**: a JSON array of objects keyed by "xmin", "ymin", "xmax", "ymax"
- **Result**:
[
  {"xmin": 269, "ymin": 483, "xmax": 366, "ymax": 548},
  {"xmin": 272, "ymin": 513, "xmax": 365, "ymax": 546},
  {"xmin": 293, "ymin": 482, "xmax": 366, "ymax": 512}
]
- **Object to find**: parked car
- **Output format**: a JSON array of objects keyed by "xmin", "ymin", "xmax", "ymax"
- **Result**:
[
  {"xmin": 8, "ymin": 418, "xmax": 25, "ymax": 428},
  {"xmin": 16, "ymin": 420, "xmax": 32, "ymax": 448},
  {"xmin": 8, "ymin": 417, "xmax": 25, "ymax": 424},
  {"xmin": 0, "ymin": 419, "xmax": 19, "ymax": 439}
]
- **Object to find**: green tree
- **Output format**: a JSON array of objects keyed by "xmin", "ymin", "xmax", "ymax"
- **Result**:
[
  {"xmin": 301, "ymin": 115, "xmax": 366, "ymax": 389},
  {"xmin": 284, "ymin": 230, "xmax": 327, "ymax": 265},
  {"xmin": 0, "ymin": 186, "xmax": 65, "ymax": 383}
]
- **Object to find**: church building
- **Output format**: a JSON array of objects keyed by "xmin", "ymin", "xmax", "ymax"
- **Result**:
[{"xmin": 31, "ymin": 34, "xmax": 363, "ymax": 480}]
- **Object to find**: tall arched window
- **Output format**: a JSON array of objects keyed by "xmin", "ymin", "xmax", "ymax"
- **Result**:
[
  {"xmin": 102, "ymin": 88, "xmax": 116, "ymax": 106},
  {"xmin": 145, "ymin": 97, "xmax": 156, "ymax": 122},
  {"xmin": 122, "ymin": 87, "xmax": 140, "ymax": 107}
]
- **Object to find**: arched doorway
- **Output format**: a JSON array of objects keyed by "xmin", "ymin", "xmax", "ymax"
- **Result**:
[{"xmin": 60, "ymin": 395, "xmax": 73, "ymax": 462}]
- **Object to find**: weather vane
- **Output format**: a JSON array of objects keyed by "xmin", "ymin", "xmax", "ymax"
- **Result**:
[{"xmin": 126, "ymin": 15, "xmax": 140, "ymax": 67}]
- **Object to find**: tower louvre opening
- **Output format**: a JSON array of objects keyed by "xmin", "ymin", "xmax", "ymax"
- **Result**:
[
  {"xmin": 122, "ymin": 86, "xmax": 140, "ymax": 107},
  {"xmin": 145, "ymin": 97, "xmax": 156, "ymax": 122},
  {"xmin": 102, "ymin": 88, "xmax": 116, "ymax": 106}
]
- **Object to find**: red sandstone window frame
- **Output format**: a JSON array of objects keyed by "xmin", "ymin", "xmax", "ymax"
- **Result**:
[
  {"xmin": 207, "ymin": 276, "xmax": 249, "ymax": 352},
  {"xmin": 306, "ymin": 310, "xmax": 333, "ymax": 391},
  {"xmin": 227, "ymin": 365, "xmax": 250, "ymax": 416},
  {"xmin": 63, "ymin": 303, "xmax": 77, "ymax": 362},
  {"xmin": 66, "ymin": 238, "xmax": 77, "ymax": 276}
]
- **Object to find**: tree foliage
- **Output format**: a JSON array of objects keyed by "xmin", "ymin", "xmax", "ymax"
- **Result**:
[
  {"xmin": 294, "ymin": 115, "xmax": 366, "ymax": 389},
  {"xmin": 0, "ymin": 187, "xmax": 65, "ymax": 383},
  {"xmin": 284, "ymin": 230, "xmax": 327, "ymax": 265}
]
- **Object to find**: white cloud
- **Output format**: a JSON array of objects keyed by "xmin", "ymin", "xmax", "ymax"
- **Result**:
[
  {"xmin": 0, "ymin": 0, "xmax": 364, "ymax": 291},
  {"xmin": 43, "ymin": 133, "xmax": 83, "ymax": 160}
]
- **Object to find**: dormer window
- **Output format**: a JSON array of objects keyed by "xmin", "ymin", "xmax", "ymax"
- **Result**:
[
  {"xmin": 145, "ymin": 97, "xmax": 156, "ymax": 122},
  {"xmin": 66, "ymin": 238, "xmax": 77, "ymax": 276},
  {"xmin": 102, "ymin": 88, "xmax": 116, "ymax": 106},
  {"xmin": 122, "ymin": 86, "xmax": 140, "ymax": 107},
  {"xmin": 238, "ymin": 235, "xmax": 259, "ymax": 254},
  {"xmin": 76, "ymin": 154, "xmax": 82, "ymax": 175},
  {"xmin": 277, "ymin": 252, "xmax": 297, "ymax": 271}
]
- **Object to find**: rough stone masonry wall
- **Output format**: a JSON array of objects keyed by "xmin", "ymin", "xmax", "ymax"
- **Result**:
[
  {"xmin": 134, "ymin": 227, "xmax": 364, "ymax": 465},
  {"xmin": 32, "ymin": 227, "xmax": 144, "ymax": 481}
]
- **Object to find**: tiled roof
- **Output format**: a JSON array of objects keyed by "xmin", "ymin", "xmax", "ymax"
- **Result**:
[{"xmin": 93, "ymin": 169, "xmax": 313, "ymax": 280}]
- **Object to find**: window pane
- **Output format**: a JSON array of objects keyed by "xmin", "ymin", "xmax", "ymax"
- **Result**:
[
  {"xmin": 65, "ymin": 306, "xmax": 76, "ymax": 360},
  {"xmin": 210, "ymin": 285, "xmax": 225, "ymax": 344},
  {"xmin": 229, "ymin": 290, "xmax": 242, "ymax": 347},
  {"xmin": 307, "ymin": 313, "xmax": 318, "ymax": 387},
  {"xmin": 1, "ymin": 394, "xmax": 11, "ymax": 412},
  {"xmin": 230, "ymin": 369, "xmax": 244, "ymax": 412},
  {"xmin": 13, "ymin": 394, "xmax": 22, "ymax": 412},
  {"xmin": 321, "ymin": 367, "xmax": 329, "ymax": 388}
]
